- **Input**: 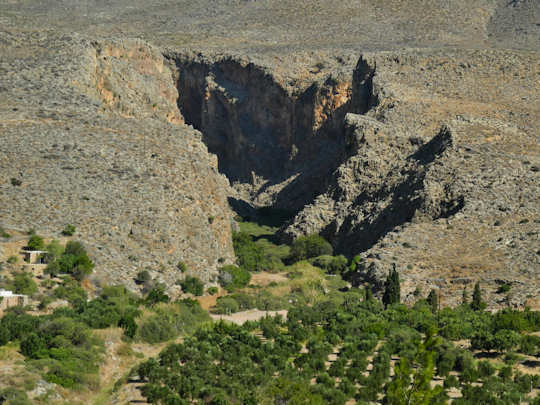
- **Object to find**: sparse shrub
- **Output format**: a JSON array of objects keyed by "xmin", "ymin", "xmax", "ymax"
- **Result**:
[
  {"xmin": 0, "ymin": 227, "xmax": 10, "ymax": 239},
  {"xmin": 134, "ymin": 270, "xmax": 151, "ymax": 284},
  {"xmin": 145, "ymin": 284, "xmax": 170, "ymax": 306},
  {"xmin": 218, "ymin": 265, "xmax": 251, "ymax": 292},
  {"xmin": 310, "ymin": 255, "xmax": 348, "ymax": 274},
  {"xmin": 10, "ymin": 273, "xmax": 38, "ymax": 295},
  {"xmin": 0, "ymin": 387, "xmax": 32, "ymax": 405},
  {"xmin": 176, "ymin": 261, "xmax": 187, "ymax": 272},
  {"xmin": 497, "ymin": 283, "xmax": 511, "ymax": 294},
  {"xmin": 10, "ymin": 178, "xmax": 22, "ymax": 186},
  {"xmin": 61, "ymin": 224, "xmax": 76, "ymax": 236},
  {"xmin": 27, "ymin": 234, "xmax": 44, "ymax": 251},
  {"xmin": 7, "ymin": 255, "xmax": 18, "ymax": 264},
  {"xmin": 212, "ymin": 297, "xmax": 239, "ymax": 314},
  {"xmin": 179, "ymin": 276, "xmax": 204, "ymax": 296}
]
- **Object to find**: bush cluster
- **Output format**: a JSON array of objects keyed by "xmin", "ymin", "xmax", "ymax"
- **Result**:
[
  {"xmin": 45, "ymin": 240, "xmax": 94, "ymax": 281},
  {"xmin": 288, "ymin": 234, "xmax": 333, "ymax": 263},
  {"xmin": 218, "ymin": 265, "xmax": 251, "ymax": 292}
]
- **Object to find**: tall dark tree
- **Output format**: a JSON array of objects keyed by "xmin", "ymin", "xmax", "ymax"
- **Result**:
[
  {"xmin": 427, "ymin": 289, "xmax": 438, "ymax": 314},
  {"xmin": 471, "ymin": 282, "xmax": 485, "ymax": 311},
  {"xmin": 365, "ymin": 285, "xmax": 373, "ymax": 302},
  {"xmin": 382, "ymin": 264, "xmax": 400, "ymax": 308}
]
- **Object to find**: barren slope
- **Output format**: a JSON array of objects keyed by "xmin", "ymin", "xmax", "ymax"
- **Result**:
[{"xmin": 0, "ymin": 0, "xmax": 538, "ymax": 305}]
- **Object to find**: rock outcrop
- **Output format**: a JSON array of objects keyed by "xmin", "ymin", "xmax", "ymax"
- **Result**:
[
  {"xmin": 0, "ymin": 33, "xmax": 235, "ymax": 289},
  {"xmin": 1, "ymin": 0, "xmax": 538, "ymax": 308}
]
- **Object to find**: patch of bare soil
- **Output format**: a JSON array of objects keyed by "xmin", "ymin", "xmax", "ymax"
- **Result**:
[
  {"xmin": 250, "ymin": 272, "xmax": 288, "ymax": 286},
  {"xmin": 210, "ymin": 309, "xmax": 288, "ymax": 325}
]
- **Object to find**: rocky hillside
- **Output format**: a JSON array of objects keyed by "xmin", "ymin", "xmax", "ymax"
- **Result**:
[
  {"xmin": 0, "ymin": 33, "xmax": 235, "ymax": 288},
  {"xmin": 0, "ymin": 0, "xmax": 538, "ymax": 306}
]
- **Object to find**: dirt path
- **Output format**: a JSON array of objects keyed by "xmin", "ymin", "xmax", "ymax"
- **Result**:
[{"xmin": 210, "ymin": 309, "xmax": 288, "ymax": 325}]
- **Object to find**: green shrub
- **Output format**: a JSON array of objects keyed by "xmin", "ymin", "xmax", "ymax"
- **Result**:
[
  {"xmin": 0, "ymin": 227, "xmax": 10, "ymax": 239},
  {"xmin": 233, "ymin": 231, "xmax": 269, "ymax": 272},
  {"xmin": 207, "ymin": 286, "xmax": 219, "ymax": 295},
  {"xmin": 497, "ymin": 283, "xmax": 511, "ymax": 294},
  {"xmin": 179, "ymin": 276, "xmax": 204, "ymax": 296},
  {"xmin": 61, "ymin": 224, "xmax": 76, "ymax": 236},
  {"xmin": 57, "ymin": 241, "xmax": 94, "ymax": 281},
  {"xmin": 138, "ymin": 315, "xmax": 176, "ymax": 343},
  {"xmin": 218, "ymin": 265, "xmax": 251, "ymax": 292},
  {"xmin": 144, "ymin": 284, "xmax": 170, "ymax": 306},
  {"xmin": 288, "ymin": 234, "xmax": 333, "ymax": 263},
  {"xmin": 7, "ymin": 255, "xmax": 18, "ymax": 264},
  {"xmin": 134, "ymin": 270, "xmax": 151, "ymax": 284},
  {"xmin": 212, "ymin": 297, "xmax": 239, "ymax": 314},
  {"xmin": 10, "ymin": 273, "xmax": 38, "ymax": 295},
  {"xmin": 176, "ymin": 261, "xmax": 187, "ymax": 273},
  {"xmin": 53, "ymin": 278, "xmax": 88, "ymax": 304},
  {"xmin": 45, "ymin": 240, "xmax": 64, "ymax": 262},
  {"xmin": 0, "ymin": 387, "xmax": 32, "ymax": 405},
  {"xmin": 27, "ymin": 234, "xmax": 45, "ymax": 251},
  {"xmin": 310, "ymin": 255, "xmax": 348, "ymax": 274},
  {"xmin": 137, "ymin": 300, "xmax": 209, "ymax": 343}
]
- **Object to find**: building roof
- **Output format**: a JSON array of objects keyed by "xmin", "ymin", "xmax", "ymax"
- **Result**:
[{"xmin": 0, "ymin": 289, "xmax": 26, "ymax": 297}]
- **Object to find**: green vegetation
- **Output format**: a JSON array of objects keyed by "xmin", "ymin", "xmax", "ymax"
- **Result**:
[
  {"xmin": 0, "ymin": 308, "xmax": 103, "ymax": 389},
  {"xmin": 45, "ymin": 240, "xmax": 94, "ymax": 280},
  {"xmin": 179, "ymin": 276, "xmax": 204, "ymax": 296},
  {"xmin": 472, "ymin": 281, "xmax": 486, "ymax": 311},
  {"xmin": 9, "ymin": 273, "xmax": 38, "ymax": 295},
  {"xmin": 427, "ymin": 289, "xmax": 438, "ymax": 314},
  {"xmin": 136, "ymin": 299, "xmax": 210, "ymax": 344},
  {"xmin": 0, "ymin": 387, "xmax": 32, "ymax": 405},
  {"xmin": 144, "ymin": 284, "xmax": 170, "ymax": 306},
  {"xmin": 176, "ymin": 261, "xmax": 187, "ymax": 273},
  {"xmin": 382, "ymin": 265, "xmax": 400, "ymax": 308},
  {"xmin": 497, "ymin": 283, "xmax": 512, "ymax": 294},
  {"xmin": 7, "ymin": 255, "xmax": 18, "ymax": 264},
  {"xmin": 61, "ymin": 224, "xmax": 76, "ymax": 236},
  {"xmin": 218, "ymin": 265, "xmax": 251, "ymax": 292},
  {"xmin": 2, "ymin": 220, "xmax": 538, "ymax": 404},
  {"xmin": 135, "ymin": 293, "xmax": 540, "ymax": 405},
  {"xmin": 0, "ymin": 226, "xmax": 10, "ymax": 239},
  {"xmin": 134, "ymin": 270, "xmax": 151, "ymax": 284},
  {"xmin": 27, "ymin": 234, "xmax": 44, "ymax": 251},
  {"xmin": 309, "ymin": 254, "xmax": 348, "ymax": 275},
  {"xmin": 288, "ymin": 234, "xmax": 333, "ymax": 262}
]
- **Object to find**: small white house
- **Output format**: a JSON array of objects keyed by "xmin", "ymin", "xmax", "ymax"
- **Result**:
[
  {"xmin": 22, "ymin": 250, "xmax": 48, "ymax": 264},
  {"xmin": 0, "ymin": 289, "xmax": 28, "ymax": 312}
]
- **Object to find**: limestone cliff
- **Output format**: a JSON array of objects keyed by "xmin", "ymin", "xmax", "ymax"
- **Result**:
[{"xmin": 0, "ymin": 34, "xmax": 235, "ymax": 289}]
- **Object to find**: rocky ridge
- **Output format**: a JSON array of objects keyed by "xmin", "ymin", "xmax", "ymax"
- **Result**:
[{"xmin": 0, "ymin": 0, "xmax": 538, "ymax": 306}]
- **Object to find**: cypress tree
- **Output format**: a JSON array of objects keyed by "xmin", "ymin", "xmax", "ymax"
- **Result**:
[
  {"xmin": 427, "ymin": 289, "xmax": 438, "ymax": 314},
  {"xmin": 383, "ymin": 264, "xmax": 400, "ymax": 308},
  {"xmin": 471, "ymin": 282, "xmax": 485, "ymax": 311},
  {"xmin": 365, "ymin": 285, "xmax": 373, "ymax": 301}
]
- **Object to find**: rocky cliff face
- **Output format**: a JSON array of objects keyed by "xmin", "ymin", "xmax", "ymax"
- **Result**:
[
  {"xmin": 0, "ymin": 34, "xmax": 235, "ymax": 290},
  {"xmin": 1, "ymin": 0, "xmax": 538, "ymax": 308},
  {"xmin": 282, "ymin": 49, "xmax": 539, "ymax": 308}
]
